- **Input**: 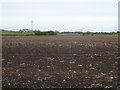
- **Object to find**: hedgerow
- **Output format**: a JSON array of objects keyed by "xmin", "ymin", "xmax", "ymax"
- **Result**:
[{"xmin": 34, "ymin": 30, "xmax": 57, "ymax": 35}]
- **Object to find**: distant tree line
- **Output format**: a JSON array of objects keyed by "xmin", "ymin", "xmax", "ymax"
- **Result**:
[
  {"xmin": 34, "ymin": 30, "xmax": 57, "ymax": 35},
  {"xmin": 61, "ymin": 31, "xmax": 119, "ymax": 36},
  {"xmin": 1, "ymin": 29, "xmax": 119, "ymax": 36}
]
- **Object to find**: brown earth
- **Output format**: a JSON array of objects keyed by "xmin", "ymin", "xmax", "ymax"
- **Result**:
[{"xmin": 2, "ymin": 35, "xmax": 119, "ymax": 89}]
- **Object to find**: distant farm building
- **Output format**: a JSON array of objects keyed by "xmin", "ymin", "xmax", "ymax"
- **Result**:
[{"xmin": 19, "ymin": 29, "xmax": 33, "ymax": 32}]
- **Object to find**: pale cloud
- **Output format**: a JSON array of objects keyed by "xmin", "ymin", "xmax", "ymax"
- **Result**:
[
  {"xmin": 0, "ymin": 0, "xmax": 119, "ymax": 3},
  {"xmin": 2, "ymin": 16, "xmax": 117, "ymax": 22}
]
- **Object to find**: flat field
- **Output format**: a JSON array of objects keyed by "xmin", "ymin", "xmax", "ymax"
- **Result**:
[{"xmin": 2, "ymin": 35, "xmax": 118, "ymax": 88}]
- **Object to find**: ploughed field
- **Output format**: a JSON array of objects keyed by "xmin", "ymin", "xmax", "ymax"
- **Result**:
[{"xmin": 2, "ymin": 36, "xmax": 118, "ymax": 88}]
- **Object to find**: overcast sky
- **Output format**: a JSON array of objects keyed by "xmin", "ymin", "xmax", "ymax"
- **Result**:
[{"xmin": 0, "ymin": 0, "xmax": 118, "ymax": 32}]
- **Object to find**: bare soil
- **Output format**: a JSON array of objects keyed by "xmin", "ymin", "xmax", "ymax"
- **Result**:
[{"xmin": 2, "ymin": 36, "xmax": 119, "ymax": 89}]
